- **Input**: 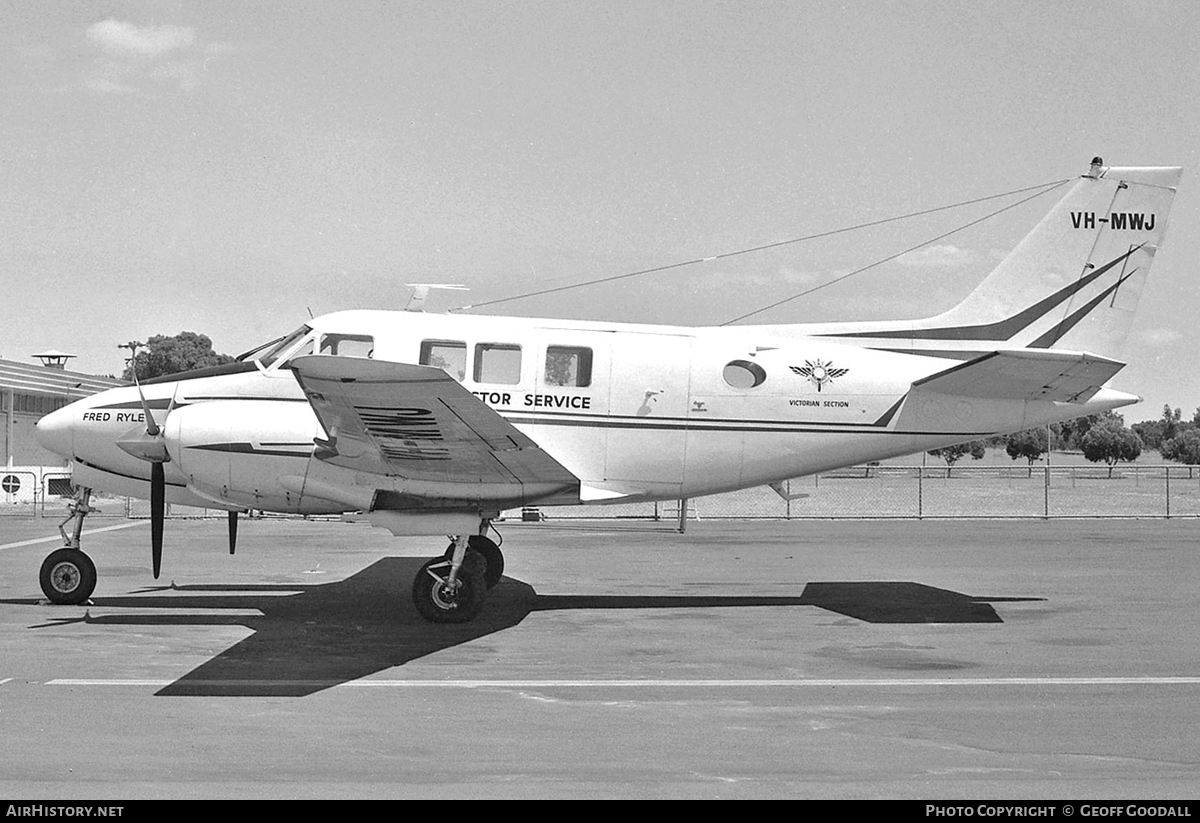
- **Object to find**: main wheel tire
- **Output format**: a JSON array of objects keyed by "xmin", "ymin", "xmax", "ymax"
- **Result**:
[
  {"xmin": 412, "ymin": 553, "xmax": 487, "ymax": 623},
  {"xmin": 39, "ymin": 548, "xmax": 97, "ymax": 605},
  {"xmin": 441, "ymin": 536, "xmax": 505, "ymax": 589},
  {"xmin": 468, "ymin": 535, "xmax": 504, "ymax": 589}
]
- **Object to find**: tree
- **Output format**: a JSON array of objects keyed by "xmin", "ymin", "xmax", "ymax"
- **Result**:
[
  {"xmin": 1160, "ymin": 429, "xmax": 1200, "ymax": 465},
  {"xmin": 1132, "ymin": 419, "xmax": 1166, "ymax": 451},
  {"xmin": 1080, "ymin": 412, "xmax": 1143, "ymax": 477},
  {"xmin": 1052, "ymin": 413, "xmax": 1102, "ymax": 451},
  {"xmin": 927, "ymin": 441, "xmax": 986, "ymax": 476},
  {"xmin": 1005, "ymin": 428, "xmax": 1048, "ymax": 475},
  {"xmin": 1135, "ymin": 405, "xmax": 1195, "ymax": 451},
  {"xmin": 121, "ymin": 332, "xmax": 235, "ymax": 381},
  {"xmin": 1164, "ymin": 405, "xmax": 1183, "ymax": 439}
]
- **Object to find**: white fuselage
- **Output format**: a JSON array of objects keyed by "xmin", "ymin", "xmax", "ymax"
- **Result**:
[{"xmin": 36, "ymin": 310, "xmax": 1135, "ymax": 515}]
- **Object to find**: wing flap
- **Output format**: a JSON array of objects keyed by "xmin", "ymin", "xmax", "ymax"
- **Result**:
[
  {"xmin": 289, "ymin": 355, "xmax": 579, "ymax": 502},
  {"xmin": 439, "ymin": 395, "xmax": 531, "ymax": 451},
  {"xmin": 912, "ymin": 349, "xmax": 1125, "ymax": 403}
]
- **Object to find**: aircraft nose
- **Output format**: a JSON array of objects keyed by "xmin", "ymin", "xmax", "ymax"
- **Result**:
[{"xmin": 35, "ymin": 405, "xmax": 75, "ymax": 460}]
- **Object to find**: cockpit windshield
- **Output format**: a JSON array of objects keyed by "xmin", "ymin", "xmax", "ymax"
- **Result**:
[
  {"xmin": 256, "ymin": 325, "xmax": 313, "ymax": 369},
  {"xmin": 235, "ymin": 336, "xmax": 285, "ymax": 363}
]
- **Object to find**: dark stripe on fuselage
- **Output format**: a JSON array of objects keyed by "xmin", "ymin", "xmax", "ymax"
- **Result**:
[
  {"xmin": 823, "ymin": 245, "xmax": 1142, "ymax": 342},
  {"xmin": 93, "ymin": 396, "xmax": 309, "ymax": 411},
  {"xmin": 501, "ymin": 414, "xmax": 894, "ymax": 434},
  {"xmin": 502, "ymin": 415, "xmax": 983, "ymax": 437},
  {"xmin": 93, "ymin": 399, "xmax": 177, "ymax": 410},
  {"xmin": 74, "ymin": 459, "xmax": 189, "ymax": 489},
  {"xmin": 186, "ymin": 442, "xmax": 313, "ymax": 457},
  {"xmin": 184, "ymin": 396, "xmax": 308, "ymax": 402},
  {"xmin": 871, "ymin": 348, "xmax": 984, "ymax": 360},
  {"xmin": 872, "ymin": 396, "xmax": 906, "ymax": 427},
  {"xmin": 136, "ymin": 361, "xmax": 262, "ymax": 386}
]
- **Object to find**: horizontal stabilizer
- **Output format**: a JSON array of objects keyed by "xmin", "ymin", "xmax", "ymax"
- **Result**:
[{"xmin": 912, "ymin": 349, "xmax": 1124, "ymax": 403}]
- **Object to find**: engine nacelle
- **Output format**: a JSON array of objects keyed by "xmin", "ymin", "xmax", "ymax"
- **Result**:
[{"xmin": 163, "ymin": 400, "xmax": 339, "ymax": 513}]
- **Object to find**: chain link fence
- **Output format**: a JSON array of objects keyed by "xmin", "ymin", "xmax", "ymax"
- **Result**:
[
  {"xmin": 529, "ymin": 464, "xmax": 1200, "ymax": 522},
  {"xmin": 19, "ymin": 463, "xmax": 1200, "ymax": 524}
]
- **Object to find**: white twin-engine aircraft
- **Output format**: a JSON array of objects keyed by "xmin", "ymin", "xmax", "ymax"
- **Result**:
[{"xmin": 34, "ymin": 159, "xmax": 1182, "ymax": 623}]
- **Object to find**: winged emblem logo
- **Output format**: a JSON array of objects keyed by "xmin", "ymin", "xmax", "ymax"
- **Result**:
[{"xmin": 790, "ymin": 359, "xmax": 849, "ymax": 392}]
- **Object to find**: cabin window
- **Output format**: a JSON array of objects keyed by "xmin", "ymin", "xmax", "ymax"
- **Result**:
[
  {"xmin": 420, "ymin": 340, "xmax": 467, "ymax": 381},
  {"xmin": 723, "ymin": 359, "xmax": 767, "ymax": 389},
  {"xmin": 319, "ymin": 333, "xmax": 374, "ymax": 358},
  {"xmin": 545, "ymin": 346, "xmax": 593, "ymax": 387},
  {"xmin": 474, "ymin": 343, "xmax": 522, "ymax": 385}
]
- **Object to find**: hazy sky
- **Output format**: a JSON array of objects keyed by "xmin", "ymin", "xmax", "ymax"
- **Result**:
[{"xmin": 3, "ymin": 1, "xmax": 1199, "ymax": 422}]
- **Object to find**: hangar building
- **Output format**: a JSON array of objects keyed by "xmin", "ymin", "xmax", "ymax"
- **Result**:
[{"xmin": 1, "ymin": 352, "xmax": 123, "ymax": 468}]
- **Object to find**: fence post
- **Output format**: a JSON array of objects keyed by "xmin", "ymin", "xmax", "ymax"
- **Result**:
[
  {"xmin": 1166, "ymin": 466, "xmax": 1171, "ymax": 519},
  {"xmin": 1045, "ymin": 428, "xmax": 1051, "ymax": 519},
  {"xmin": 917, "ymin": 464, "xmax": 924, "ymax": 519}
]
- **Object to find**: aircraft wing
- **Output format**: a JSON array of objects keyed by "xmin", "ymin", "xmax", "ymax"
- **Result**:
[
  {"xmin": 288, "ymin": 355, "xmax": 579, "ymax": 501},
  {"xmin": 911, "ymin": 349, "xmax": 1125, "ymax": 403}
]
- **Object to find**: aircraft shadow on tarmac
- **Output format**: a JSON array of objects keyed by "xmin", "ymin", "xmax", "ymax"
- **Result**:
[{"xmin": 8, "ymin": 557, "xmax": 1041, "ymax": 697}]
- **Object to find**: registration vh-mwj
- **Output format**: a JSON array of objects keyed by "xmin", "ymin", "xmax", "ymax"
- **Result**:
[{"xmin": 33, "ymin": 158, "xmax": 1182, "ymax": 623}]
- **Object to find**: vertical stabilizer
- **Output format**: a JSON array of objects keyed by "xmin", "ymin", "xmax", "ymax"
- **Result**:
[{"xmin": 924, "ymin": 159, "xmax": 1181, "ymax": 357}]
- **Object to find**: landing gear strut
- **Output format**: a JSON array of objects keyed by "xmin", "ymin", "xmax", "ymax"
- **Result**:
[
  {"xmin": 442, "ymin": 534, "xmax": 505, "ymax": 589},
  {"xmin": 412, "ymin": 523, "xmax": 505, "ymax": 623},
  {"xmin": 40, "ymin": 486, "xmax": 98, "ymax": 605}
]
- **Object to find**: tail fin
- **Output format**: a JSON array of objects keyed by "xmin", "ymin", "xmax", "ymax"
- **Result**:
[{"xmin": 923, "ymin": 159, "xmax": 1182, "ymax": 357}]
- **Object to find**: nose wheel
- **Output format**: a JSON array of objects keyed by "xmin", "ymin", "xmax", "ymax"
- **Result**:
[
  {"xmin": 40, "ymin": 548, "xmax": 97, "ymax": 605},
  {"xmin": 39, "ymin": 486, "xmax": 99, "ymax": 605}
]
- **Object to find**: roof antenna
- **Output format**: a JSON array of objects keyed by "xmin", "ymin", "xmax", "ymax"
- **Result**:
[{"xmin": 405, "ymin": 283, "xmax": 468, "ymax": 312}]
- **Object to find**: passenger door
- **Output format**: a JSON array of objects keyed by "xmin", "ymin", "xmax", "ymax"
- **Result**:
[{"xmin": 604, "ymin": 332, "xmax": 691, "ymax": 488}]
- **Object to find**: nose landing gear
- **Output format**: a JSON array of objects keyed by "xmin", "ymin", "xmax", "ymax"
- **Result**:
[{"xmin": 39, "ymin": 486, "xmax": 98, "ymax": 605}]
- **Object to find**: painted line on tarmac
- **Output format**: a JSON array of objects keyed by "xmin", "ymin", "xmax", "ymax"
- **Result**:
[
  {"xmin": 0, "ymin": 521, "xmax": 149, "ymax": 551},
  {"xmin": 42, "ymin": 676, "xmax": 1200, "ymax": 689}
]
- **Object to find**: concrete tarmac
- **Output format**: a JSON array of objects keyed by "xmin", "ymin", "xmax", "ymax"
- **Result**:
[{"xmin": 0, "ymin": 515, "xmax": 1197, "ymax": 799}]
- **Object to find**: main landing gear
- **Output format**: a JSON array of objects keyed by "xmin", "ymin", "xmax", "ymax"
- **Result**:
[
  {"xmin": 40, "ymin": 486, "xmax": 98, "ymax": 605},
  {"xmin": 411, "ymin": 529, "xmax": 505, "ymax": 624}
]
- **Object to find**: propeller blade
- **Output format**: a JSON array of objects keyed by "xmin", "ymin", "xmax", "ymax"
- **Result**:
[
  {"xmin": 228, "ymin": 511, "xmax": 238, "ymax": 555},
  {"xmin": 151, "ymin": 462, "xmax": 164, "ymax": 579},
  {"xmin": 164, "ymin": 384, "xmax": 178, "ymax": 423},
  {"xmin": 132, "ymin": 370, "xmax": 160, "ymax": 437}
]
